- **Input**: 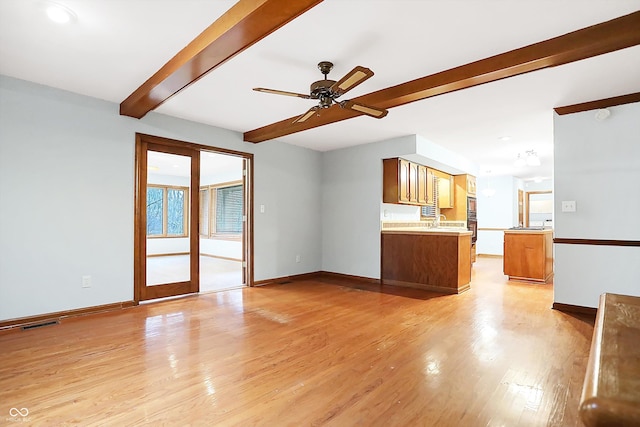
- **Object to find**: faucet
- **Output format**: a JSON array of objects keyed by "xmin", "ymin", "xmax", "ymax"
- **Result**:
[{"xmin": 434, "ymin": 214, "xmax": 446, "ymax": 228}]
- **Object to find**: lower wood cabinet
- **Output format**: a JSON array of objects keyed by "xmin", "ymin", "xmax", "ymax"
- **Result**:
[
  {"xmin": 381, "ymin": 230, "xmax": 472, "ymax": 294},
  {"xmin": 503, "ymin": 229, "xmax": 553, "ymax": 282}
]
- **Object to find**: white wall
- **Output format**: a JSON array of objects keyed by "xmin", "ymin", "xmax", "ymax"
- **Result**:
[
  {"xmin": 0, "ymin": 75, "xmax": 322, "ymax": 321},
  {"xmin": 553, "ymin": 102, "xmax": 640, "ymax": 308},
  {"xmin": 321, "ymin": 135, "xmax": 414, "ymax": 278},
  {"xmin": 476, "ymin": 175, "xmax": 520, "ymax": 255}
]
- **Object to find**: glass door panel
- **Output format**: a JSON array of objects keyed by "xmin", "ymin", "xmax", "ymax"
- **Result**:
[
  {"xmin": 135, "ymin": 137, "xmax": 199, "ymax": 301},
  {"xmin": 146, "ymin": 150, "xmax": 191, "ymax": 286}
]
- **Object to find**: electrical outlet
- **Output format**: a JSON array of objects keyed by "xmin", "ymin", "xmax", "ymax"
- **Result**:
[
  {"xmin": 561, "ymin": 201, "xmax": 576, "ymax": 212},
  {"xmin": 82, "ymin": 275, "xmax": 92, "ymax": 288},
  {"xmin": 295, "ymin": 254, "xmax": 301, "ymax": 263},
  {"xmin": 260, "ymin": 204, "xmax": 265, "ymax": 214}
]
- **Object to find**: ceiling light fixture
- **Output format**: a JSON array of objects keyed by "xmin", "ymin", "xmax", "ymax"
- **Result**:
[
  {"xmin": 525, "ymin": 150, "xmax": 541, "ymax": 167},
  {"xmin": 514, "ymin": 150, "xmax": 541, "ymax": 167},
  {"xmin": 594, "ymin": 108, "xmax": 611, "ymax": 121},
  {"xmin": 45, "ymin": 2, "xmax": 76, "ymax": 24}
]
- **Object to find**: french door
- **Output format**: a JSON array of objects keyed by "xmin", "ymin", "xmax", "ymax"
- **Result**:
[
  {"xmin": 135, "ymin": 137, "xmax": 200, "ymax": 301},
  {"xmin": 134, "ymin": 133, "xmax": 253, "ymax": 302}
]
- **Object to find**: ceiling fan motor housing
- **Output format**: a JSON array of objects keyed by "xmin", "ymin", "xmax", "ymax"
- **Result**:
[{"xmin": 310, "ymin": 79, "xmax": 337, "ymax": 103}]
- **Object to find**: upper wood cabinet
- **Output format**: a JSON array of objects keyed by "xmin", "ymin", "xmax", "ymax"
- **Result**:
[
  {"xmin": 383, "ymin": 158, "xmax": 432, "ymax": 206},
  {"xmin": 466, "ymin": 175, "xmax": 477, "ymax": 196},
  {"xmin": 427, "ymin": 168, "xmax": 435, "ymax": 206},
  {"xmin": 434, "ymin": 170, "xmax": 454, "ymax": 209},
  {"xmin": 417, "ymin": 165, "xmax": 435, "ymax": 205},
  {"xmin": 440, "ymin": 174, "xmax": 475, "ymax": 221}
]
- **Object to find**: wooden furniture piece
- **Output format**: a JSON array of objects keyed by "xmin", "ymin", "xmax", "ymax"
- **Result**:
[
  {"xmin": 580, "ymin": 293, "xmax": 640, "ymax": 427},
  {"xmin": 383, "ymin": 158, "xmax": 434, "ymax": 206},
  {"xmin": 381, "ymin": 229, "xmax": 472, "ymax": 294},
  {"xmin": 503, "ymin": 228, "xmax": 553, "ymax": 283}
]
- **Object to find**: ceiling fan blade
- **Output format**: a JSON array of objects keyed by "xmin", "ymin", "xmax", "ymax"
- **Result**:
[
  {"xmin": 341, "ymin": 100, "xmax": 388, "ymax": 118},
  {"xmin": 293, "ymin": 106, "xmax": 320, "ymax": 124},
  {"xmin": 330, "ymin": 66, "xmax": 374, "ymax": 96},
  {"xmin": 253, "ymin": 88, "xmax": 311, "ymax": 99}
]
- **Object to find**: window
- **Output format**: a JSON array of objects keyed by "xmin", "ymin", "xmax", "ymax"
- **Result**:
[
  {"xmin": 200, "ymin": 182, "xmax": 243, "ymax": 239},
  {"xmin": 146, "ymin": 185, "xmax": 189, "ymax": 237}
]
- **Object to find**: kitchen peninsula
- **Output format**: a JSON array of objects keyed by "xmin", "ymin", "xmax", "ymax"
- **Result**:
[{"xmin": 381, "ymin": 224, "xmax": 472, "ymax": 294}]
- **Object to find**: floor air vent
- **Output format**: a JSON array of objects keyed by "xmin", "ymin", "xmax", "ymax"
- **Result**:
[{"xmin": 22, "ymin": 320, "xmax": 59, "ymax": 330}]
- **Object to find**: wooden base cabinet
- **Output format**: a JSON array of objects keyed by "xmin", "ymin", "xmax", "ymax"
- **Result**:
[
  {"xmin": 381, "ymin": 230, "xmax": 472, "ymax": 294},
  {"xmin": 503, "ymin": 229, "xmax": 553, "ymax": 283}
]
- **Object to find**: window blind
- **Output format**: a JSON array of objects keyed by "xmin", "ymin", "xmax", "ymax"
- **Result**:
[{"xmin": 215, "ymin": 185, "xmax": 243, "ymax": 234}]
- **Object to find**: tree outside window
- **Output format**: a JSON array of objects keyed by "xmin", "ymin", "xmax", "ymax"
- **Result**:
[{"xmin": 147, "ymin": 185, "xmax": 189, "ymax": 237}]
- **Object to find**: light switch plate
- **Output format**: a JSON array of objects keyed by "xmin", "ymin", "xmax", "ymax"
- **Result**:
[{"xmin": 561, "ymin": 200, "xmax": 576, "ymax": 212}]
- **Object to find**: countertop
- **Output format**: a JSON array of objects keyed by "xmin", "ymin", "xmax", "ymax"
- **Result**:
[
  {"xmin": 504, "ymin": 228, "xmax": 553, "ymax": 234},
  {"xmin": 381, "ymin": 228, "xmax": 472, "ymax": 236}
]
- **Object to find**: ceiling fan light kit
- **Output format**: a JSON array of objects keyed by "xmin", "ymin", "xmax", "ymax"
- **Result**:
[{"xmin": 253, "ymin": 61, "xmax": 388, "ymax": 124}]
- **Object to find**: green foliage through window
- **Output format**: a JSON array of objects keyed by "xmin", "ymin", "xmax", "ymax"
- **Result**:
[{"xmin": 146, "ymin": 186, "xmax": 188, "ymax": 237}]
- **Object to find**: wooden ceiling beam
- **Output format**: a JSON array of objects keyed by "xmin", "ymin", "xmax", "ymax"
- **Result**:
[
  {"xmin": 244, "ymin": 10, "xmax": 640, "ymax": 143},
  {"xmin": 554, "ymin": 92, "xmax": 640, "ymax": 115},
  {"xmin": 120, "ymin": 0, "xmax": 323, "ymax": 119}
]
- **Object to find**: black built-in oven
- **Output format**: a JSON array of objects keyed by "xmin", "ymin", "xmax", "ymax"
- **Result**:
[{"xmin": 467, "ymin": 197, "xmax": 477, "ymax": 243}]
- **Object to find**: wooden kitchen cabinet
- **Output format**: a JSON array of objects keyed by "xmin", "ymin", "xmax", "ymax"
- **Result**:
[
  {"xmin": 417, "ymin": 165, "xmax": 428, "ymax": 205},
  {"xmin": 503, "ymin": 229, "xmax": 553, "ymax": 282},
  {"xmin": 383, "ymin": 158, "xmax": 431, "ymax": 206},
  {"xmin": 381, "ymin": 229, "xmax": 472, "ymax": 294},
  {"xmin": 466, "ymin": 175, "xmax": 477, "ymax": 196},
  {"xmin": 417, "ymin": 166, "xmax": 435, "ymax": 206},
  {"xmin": 440, "ymin": 174, "xmax": 471, "ymax": 221},
  {"xmin": 434, "ymin": 170, "xmax": 454, "ymax": 208}
]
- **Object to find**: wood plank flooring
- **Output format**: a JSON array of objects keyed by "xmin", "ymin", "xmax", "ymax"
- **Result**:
[
  {"xmin": 0, "ymin": 257, "xmax": 594, "ymax": 426},
  {"xmin": 146, "ymin": 255, "xmax": 244, "ymax": 292}
]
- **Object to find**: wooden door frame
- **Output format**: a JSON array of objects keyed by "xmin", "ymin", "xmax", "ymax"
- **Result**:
[{"xmin": 134, "ymin": 133, "xmax": 254, "ymax": 303}]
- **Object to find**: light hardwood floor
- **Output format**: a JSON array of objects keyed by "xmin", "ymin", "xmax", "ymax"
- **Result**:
[
  {"xmin": 0, "ymin": 257, "xmax": 594, "ymax": 426},
  {"xmin": 146, "ymin": 255, "xmax": 244, "ymax": 292}
]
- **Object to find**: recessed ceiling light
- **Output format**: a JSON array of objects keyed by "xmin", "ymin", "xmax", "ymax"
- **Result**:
[
  {"xmin": 499, "ymin": 136, "xmax": 511, "ymax": 142},
  {"xmin": 45, "ymin": 2, "xmax": 76, "ymax": 24}
]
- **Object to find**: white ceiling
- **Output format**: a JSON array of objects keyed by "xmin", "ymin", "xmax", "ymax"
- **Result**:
[{"xmin": 1, "ymin": 0, "xmax": 639, "ymax": 181}]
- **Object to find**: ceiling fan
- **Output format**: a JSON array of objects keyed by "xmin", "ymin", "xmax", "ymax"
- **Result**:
[{"xmin": 253, "ymin": 61, "xmax": 388, "ymax": 124}]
